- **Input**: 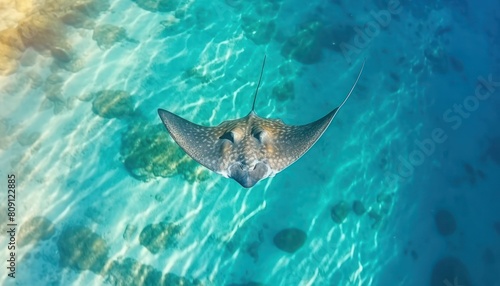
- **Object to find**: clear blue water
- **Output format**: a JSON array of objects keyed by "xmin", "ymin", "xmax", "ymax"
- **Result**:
[{"xmin": 0, "ymin": 0, "xmax": 499, "ymax": 285}]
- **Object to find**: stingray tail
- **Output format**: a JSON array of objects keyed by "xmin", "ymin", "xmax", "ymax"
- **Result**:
[
  {"xmin": 251, "ymin": 55, "xmax": 267, "ymax": 112},
  {"xmin": 337, "ymin": 58, "xmax": 366, "ymax": 110}
]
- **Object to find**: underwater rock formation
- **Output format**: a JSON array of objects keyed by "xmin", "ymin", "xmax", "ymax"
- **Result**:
[
  {"xmin": 40, "ymin": 72, "xmax": 76, "ymax": 114},
  {"xmin": 182, "ymin": 66, "xmax": 212, "ymax": 84},
  {"xmin": 424, "ymin": 44, "xmax": 449, "ymax": 74},
  {"xmin": 57, "ymin": 226, "xmax": 109, "ymax": 273},
  {"xmin": 158, "ymin": 15, "xmax": 182, "ymax": 35},
  {"xmin": 50, "ymin": 45, "xmax": 73, "ymax": 63},
  {"xmin": 331, "ymin": 201, "xmax": 350, "ymax": 224},
  {"xmin": 430, "ymin": 257, "xmax": 471, "ymax": 286},
  {"xmin": 17, "ymin": 131, "xmax": 41, "ymax": 147},
  {"xmin": 245, "ymin": 241, "xmax": 261, "ymax": 262},
  {"xmin": 139, "ymin": 221, "xmax": 181, "ymax": 254},
  {"xmin": 120, "ymin": 122, "xmax": 209, "ymax": 182},
  {"xmin": 0, "ymin": 0, "xmax": 109, "ymax": 74},
  {"xmin": 58, "ymin": 0, "xmax": 110, "ymax": 28},
  {"xmin": 106, "ymin": 257, "xmax": 202, "ymax": 286},
  {"xmin": 91, "ymin": 90, "xmax": 136, "ymax": 118},
  {"xmin": 281, "ymin": 21, "xmax": 324, "ymax": 65},
  {"xmin": 377, "ymin": 192, "xmax": 393, "ymax": 204},
  {"xmin": 18, "ymin": 216, "xmax": 55, "ymax": 247},
  {"xmin": 352, "ymin": 200, "xmax": 366, "ymax": 216},
  {"xmin": 272, "ymin": 80, "xmax": 294, "ymax": 102},
  {"xmin": 273, "ymin": 227, "xmax": 307, "ymax": 254},
  {"xmin": 123, "ymin": 224, "xmax": 138, "ymax": 241},
  {"xmin": 322, "ymin": 24, "xmax": 356, "ymax": 54},
  {"xmin": 54, "ymin": 222, "xmax": 200, "ymax": 285},
  {"xmin": 131, "ymin": 0, "xmax": 179, "ymax": 12},
  {"xmin": 241, "ymin": 16, "xmax": 275, "ymax": 45},
  {"xmin": 45, "ymin": 0, "xmax": 110, "ymax": 19},
  {"xmin": 92, "ymin": 24, "xmax": 132, "ymax": 49},
  {"xmin": 60, "ymin": 11, "xmax": 96, "ymax": 29},
  {"xmin": 434, "ymin": 209, "xmax": 456, "ymax": 236},
  {"xmin": 17, "ymin": 14, "xmax": 67, "ymax": 53},
  {"xmin": 16, "ymin": 12, "xmax": 79, "ymax": 71},
  {"xmin": 281, "ymin": 20, "xmax": 357, "ymax": 64},
  {"xmin": 43, "ymin": 81, "xmax": 64, "ymax": 103},
  {"xmin": 368, "ymin": 209, "xmax": 382, "ymax": 229}
]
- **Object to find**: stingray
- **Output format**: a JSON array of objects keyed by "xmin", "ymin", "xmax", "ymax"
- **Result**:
[{"xmin": 158, "ymin": 56, "xmax": 365, "ymax": 188}]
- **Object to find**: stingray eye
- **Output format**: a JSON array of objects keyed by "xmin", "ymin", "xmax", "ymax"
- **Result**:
[
  {"xmin": 219, "ymin": 132, "xmax": 235, "ymax": 143},
  {"xmin": 252, "ymin": 130, "xmax": 266, "ymax": 142},
  {"xmin": 253, "ymin": 131, "xmax": 262, "ymax": 140}
]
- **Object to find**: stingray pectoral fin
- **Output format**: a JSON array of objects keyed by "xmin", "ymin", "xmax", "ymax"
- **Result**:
[
  {"xmin": 158, "ymin": 109, "xmax": 224, "ymax": 173},
  {"xmin": 266, "ymin": 107, "xmax": 340, "ymax": 172},
  {"xmin": 267, "ymin": 59, "xmax": 365, "ymax": 173}
]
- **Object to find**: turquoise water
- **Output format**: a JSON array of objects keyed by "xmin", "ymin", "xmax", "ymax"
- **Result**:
[{"xmin": 0, "ymin": 0, "xmax": 499, "ymax": 285}]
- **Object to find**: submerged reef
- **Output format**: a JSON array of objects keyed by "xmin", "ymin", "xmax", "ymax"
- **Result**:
[
  {"xmin": 272, "ymin": 80, "xmax": 295, "ymax": 102},
  {"xmin": 235, "ymin": 0, "xmax": 280, "ymax": 45},
  {"xmin": 367, "ymin": 209, "xmax": 383, "ymax": 229},
  {"xmin": 424, "ymin": 45, "xmax": 449, "ymax": 74},
  {"xmin": 182, "ymin": 66, "xmax": 212, "ymax": 84},
  {"xmin": 281, "ymin": 21, "xmax": 325, "ymax": 65},
  {"xmin": 17, "ymin": 14, "xmax": 67, "ymax": 54},
  {"xmin": 18, "ymin": 216, "xmax": 55, "ymax": 247},
  {"xmin": 40, "ymin": 72, "xmax": 77, "ymax": 114},
  {"xmin": 55, "ymin": 225, "xmax": 199, "ymax": 285},
  {"xmin": 330, "ymin": 201, "xmax": 350, "ymax": 224},
  {"xmin": 57, "ymin": 226, "xmax": 109, "ymax": 273},
  {"xmin": 17, "ymin": 131, "xmax": 41, "ymax": 147},
  {"xmin": 139, "ymin": 221, "xmax": 181, "ymax": 254},
  {"xmin": 431, "ymin": 257, "xmax": 471, "ymax": 286},
  {"xmin": 92, "ymin": 24, "xmax": 134, "ymax": 50},
  {"xmin": 59, "ymin": 0, "xmax": 110, "ymax": 29},
  {"xmin": 131, "ymin": 0, "xmax": 180, "ymax": 12},
  {"xmin": 330, "ymin": 197, "xmax": 391, "ymax": 229},
  {"xmin": 120, "ymin": 121, "xmax": 209, "ymax": 182},
  {"xmin": 91, "ymin": 90, "xmax": 136, "ymax": 119},
  {"xmin": 273, "ymin": 228, "xmax": 307, "ymax": 254},
  {"xmin": 280, "ymin": 20, "xmax": 356, "ymax": 64},
  {"xmin": 123, "ymin": 224, "xmax": 138, "ymax": 241},
  {"xmin": 0, "ymin": 0, "xmax": 109, "ymax": 75},
  {"xmin": 352, "ymin": 200, "xmax": 366, "ymax": 216},
  {"xmin": 43, "ymin": 73, "xmax": 65, "ymax": 102},
  {"xmin": 106, "ymin": 257, "xmax": 202, "ymax": 286},
  {"xmin": 241, "ymin": 16, "xmax": 275, "ymax": 45}
]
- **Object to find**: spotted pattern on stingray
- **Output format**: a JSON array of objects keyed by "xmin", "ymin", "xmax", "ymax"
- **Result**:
[{"xmin": 158, "ymin": 59, "xmax": 365, "ymax": 188}]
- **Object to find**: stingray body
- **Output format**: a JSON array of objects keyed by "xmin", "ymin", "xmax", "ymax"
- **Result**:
[{"xmin": 158, "ymin": 57, "xmax": 365, "ymax": 188}]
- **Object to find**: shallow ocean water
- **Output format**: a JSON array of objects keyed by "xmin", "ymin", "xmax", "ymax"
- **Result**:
[{"xmin": 0, "ymin": 0, "xmax": 499, "ymax": 285}]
